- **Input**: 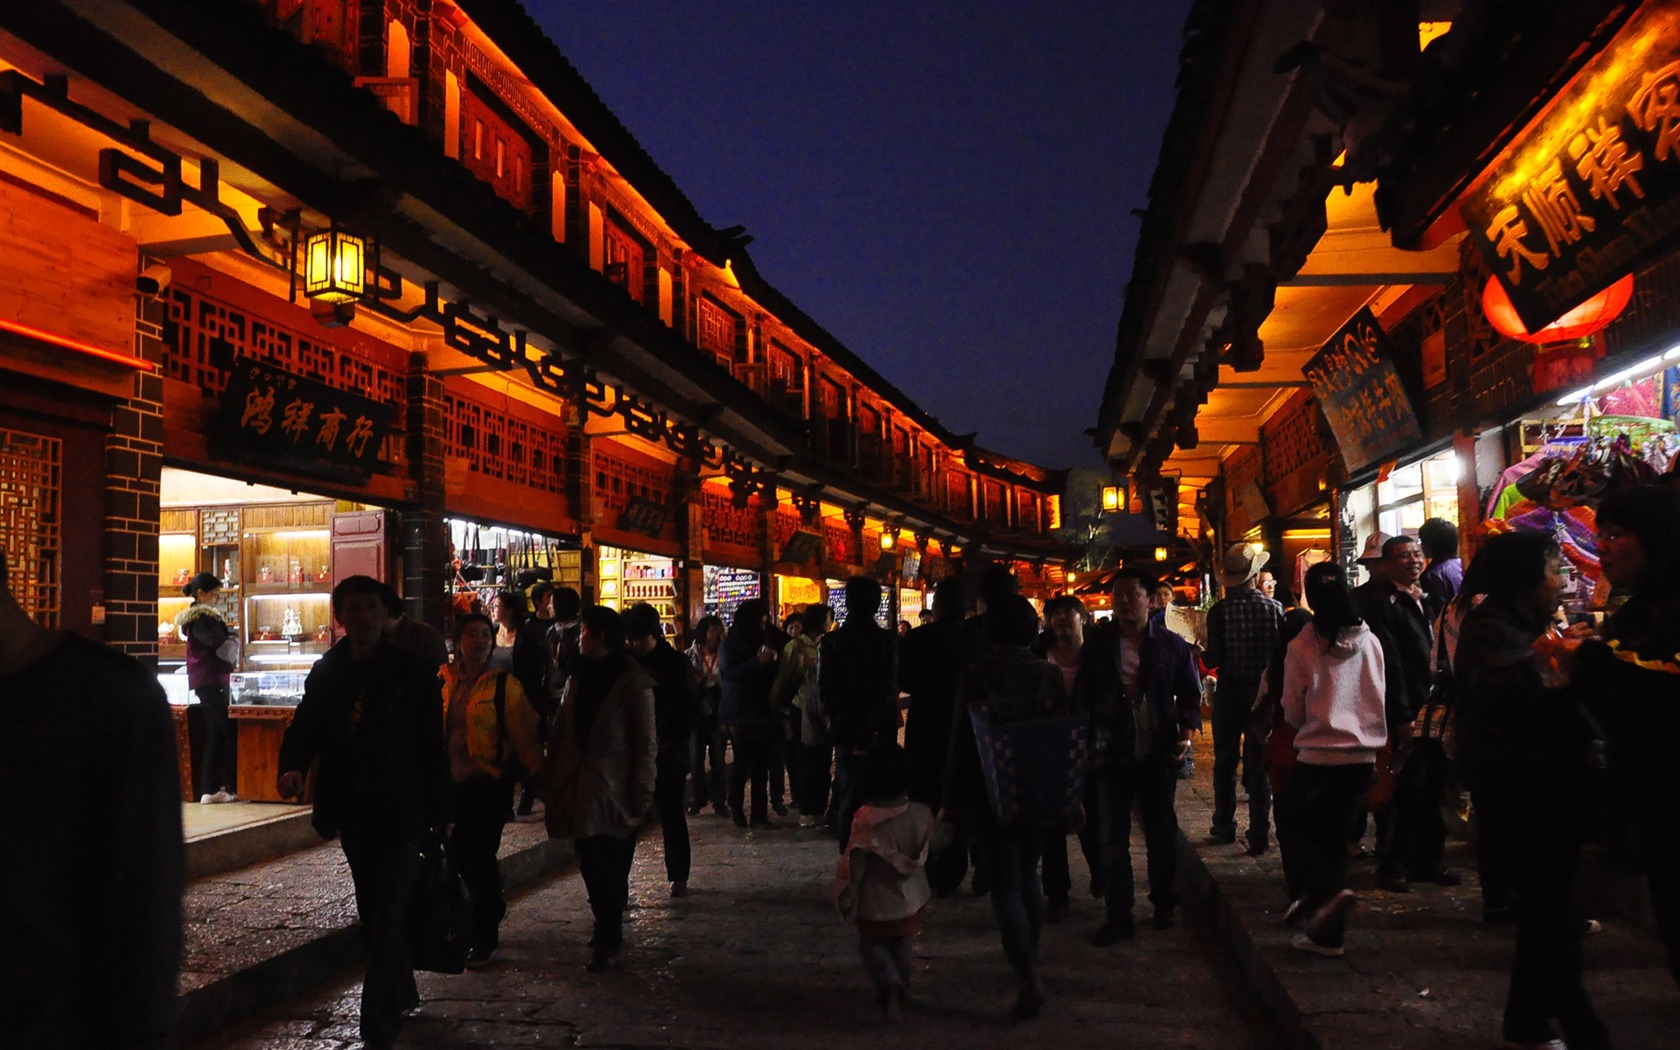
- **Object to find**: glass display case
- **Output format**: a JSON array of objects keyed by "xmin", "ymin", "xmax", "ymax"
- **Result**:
[{"xmin": 240, "ymin": 502, "xmax": 335, "ymax": 681}]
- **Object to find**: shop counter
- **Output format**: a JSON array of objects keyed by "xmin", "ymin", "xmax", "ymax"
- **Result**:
[{"xmin": 230, "ymin": 704, "xmax": 310, "ymax": 803}]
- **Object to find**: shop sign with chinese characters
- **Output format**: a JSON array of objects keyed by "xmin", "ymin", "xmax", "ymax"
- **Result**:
[
  {"xmin": 1461, "ymin": 2, "xmax": 1680, "ymax": 333},
  {"xmin": 617, "ymin": 496, "xmax": 670, "ymax": 539},
  {"xmin": 214, "ymin": 357, "xmax": 391, "ymax": 482},
  {"xmin": 1304, "ymin": 308, "xmax": 1423, "ymax": 474}
]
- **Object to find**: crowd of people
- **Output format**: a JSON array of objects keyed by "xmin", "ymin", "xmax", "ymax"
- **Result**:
[{"xmin": 8, "ymin": 476, "xmax": 1673, "ymax": 1049}]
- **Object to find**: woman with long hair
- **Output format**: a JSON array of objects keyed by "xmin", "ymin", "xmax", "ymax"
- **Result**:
[
  {"xmin": 541, "ymin": 606, "xmax": 657, "ymax": 972},
  {"xmin": 718, "ymin": 598, "xmax": 780, "ymax": 828},
  {"xmin": 439, "ymin": 612, "xmax": 542, "ymax": 966},
  {"xmin": 1279, "ymin": 561, "xmax": 1387, "ymax": 958},
  {"xmin": 486, "ymin": 588, "xmax": 525, "ymax": 673},
  {"xmin": 176, "ymin": 571, "xmax": 237, "ymax": 803},
  {"xmin": 1455, "ymin": 529, "xmax": 1611, "ymax": 1049}
]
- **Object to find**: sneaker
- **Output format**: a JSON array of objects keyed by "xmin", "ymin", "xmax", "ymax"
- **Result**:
[
  {"xmin": 1581, "ymin": 917, "xmax": 1602, "ymax": 935},
  {"xmin": 771, "ymin": 801, "xmax": 789, "ymax": 817},
  {"xmin": 1307, "ymin": 889, "xmax": 1358, "ymax": 940},
  {"xmin": 199, "ymin": 793, "xmax": 216, "ymax": 804},
  {"xmin": 1377, "ymin": 873, "xmax": 1410, "ymax": 893},
  {"xmin": 669, "ymin": 881, "xmax": 688, "ymax": 898},
  {"xmin": 798, "ymin": 815, "xmax": 819, "ymax": 828},
  {"xmin": 211, "ymin": 789, "xmax": 238, "ymax": 803},
  {"xmin": 686, "ymin": 802, "xmax": 704, "ymax": 816},
  {"xmin": 1090, "ymin": 918, "xmax": 1135, "ymax": 946},
  {"xmin": 1209, "ymin": 824, "xmax": 1237, "ymax": 845},
  {"xmin": 1290, "ymin": 932, "xmax": 1345, "ymax": 958},
  {"xmin": 585, "ymin": 945, "xmax": 619, "ymax": 973},
  {"xmin": 1282, "ymin": 896, "xmax": 1309, "ymax": 928},
  {"xmin": 464, "ymin": 946, "xmax": 495, "ymax": 968}
]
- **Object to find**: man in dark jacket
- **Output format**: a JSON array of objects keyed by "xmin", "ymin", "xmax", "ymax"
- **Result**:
[
  {"xmin": 1355, "ymin": 534, "xmax": 1453, "ymax": 892},
  {"xmin": 820, "ymin": 576, "xmax": 900, "ymax": 851},
  {"xmin": 0, "ymin": 547, "xmax": 183, "ymax": 1050},
  {"xmin": 624, "ymin": 602, "xmax": 697, "ymax": 896},
  {"xmin": 899, "ymin": 577, "xmax": 973, "ymax": 893},
  {"xmin": 278, "ymin": 575, "xmax": 451, "ymax": 1050},
  {"xmin": 718, "ymin": 598, "xmax": 780, "ymax": 829},
  {"xmin": 1081, "ymin": 568, "xmax": 1202, "ymax": 944}
]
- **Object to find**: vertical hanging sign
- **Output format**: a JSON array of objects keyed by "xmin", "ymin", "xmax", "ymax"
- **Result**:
[{"xmin": 1304, "ymin": 308, "xmax": 1422, "ymax": 474}]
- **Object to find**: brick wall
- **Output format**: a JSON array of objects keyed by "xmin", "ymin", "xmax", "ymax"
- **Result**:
[{"xmin": 104, "ymin": 294, "xmax": 167, "ymax": 662}]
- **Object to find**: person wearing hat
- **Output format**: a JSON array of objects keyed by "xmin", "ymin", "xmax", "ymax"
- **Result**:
[
  {"xmin": 1204, "ymin": 544, "xmax": 1285, "ymax": 851},
  {"xmin": 1356, "ymin": 531, "xmax": 1392, "ymax": 587},
  {"xmin": 176, "ymin": 571, "xmax": 238, "ymax": 803}
]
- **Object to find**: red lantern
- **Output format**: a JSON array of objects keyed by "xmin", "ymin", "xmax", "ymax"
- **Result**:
[{"xmin": 1481, "ymin": 274, "xmax": 1633, "ymax": 343}]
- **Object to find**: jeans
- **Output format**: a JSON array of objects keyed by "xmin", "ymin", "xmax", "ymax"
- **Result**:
[
  {"xmin": 832, "ymin": 746, "xmax": 865, "ymax": 851},
  {"xmin": 574, "ymin": 834, "xmax": 636, "ymax": 949},
  {"xmin": 447, "ymin": 776, "xmax": 514, "ymax": 950},
  {"xmin": 1292, "ymin": 762, "xmax": 1372, "ymax": 948},
  {"xmin": 1272, "ymin": 788, "xmax": 1310, "ymax": 905},
  {"xmin": 797, "ymin": 740, "xmax": 832, "ymax": 818},
  {"xmin": 859, "ymin": 934, "xmax": 914, "ymax": 998},
  {"xmin": 195, "ymin": 684, "xmax": 234, "ymax": 797},
  {"xmin": 653, "ymin": 754, "xmax": 691, "ymax": 883},
  {"xmin": 1094, "ymin": 757, "xmax": 1180, "ymax": 920},
  {"xmin": 1471, "ymin": 783, "xmax": 1517, "ymax": 915},
  {"xmin": 690, "ymin": 715, "xmax": 726, "ymax": 810},
  {"xmin": 724, "ymin": 724, "xmax": 771, "ymax": 823},
  {"xmin": 1211, "ymin": 682, "xmax": 1269, "ymax": 839},
  {"xmin": 339, "ymin": 819, "xmax": 423, "ymax": 1042},
  {"xmin": 982, "ymin": 829, "xmax": 1045, "ymax": 989}
]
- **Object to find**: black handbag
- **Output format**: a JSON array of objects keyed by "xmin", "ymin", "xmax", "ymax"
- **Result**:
[{"xmin": 408, "ymin": 831, "xmax": 473, "ymax": 974}]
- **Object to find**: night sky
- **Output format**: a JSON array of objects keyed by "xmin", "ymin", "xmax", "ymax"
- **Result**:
[{"xmin": 525, "ymin": 1, "xmax": 1191, "ymax": 472}]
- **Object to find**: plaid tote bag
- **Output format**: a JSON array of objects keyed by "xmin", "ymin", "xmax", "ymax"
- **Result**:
[{"xmin": 970, "ymin": 696, "xmax": 1088, "ymax": 828}]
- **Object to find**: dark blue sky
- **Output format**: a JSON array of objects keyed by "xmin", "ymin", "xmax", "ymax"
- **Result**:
[{"xmin": 526, "ymin": 1, "xmax": 1191, "ymax": 471}]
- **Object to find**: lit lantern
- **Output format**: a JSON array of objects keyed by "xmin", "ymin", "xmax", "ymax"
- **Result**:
[
  {"xmin": 1154, "ymin": 546, "xmax": 1168, "ymax": 562},
  {"xmin": 1101, "ymin": 485, "xmax": 1125, "ymax": 512},
  {"xmin": 304, "ymin": 225, "xmax": 366, "ymax": 303},
  {"xmin": 879, "ymin": 528, "xmax": 898, "ymax": 552},
  {"xmin": 1481, "ymin": 274, "xmax": 1632, "ymax": 343}
]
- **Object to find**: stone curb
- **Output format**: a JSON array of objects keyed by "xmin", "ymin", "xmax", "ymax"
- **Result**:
[
  {"xmin": 1177, "ymin": 830, "xmax": 1320, "ymax": 1050},
  {"xmin": 173, "ymin": 835, "xmax": 574, "ymax": 1048}
]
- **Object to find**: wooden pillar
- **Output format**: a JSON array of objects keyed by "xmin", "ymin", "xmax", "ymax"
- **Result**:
[
  {"xmin": 1453, "ymin": 428, "xmax": 1483, "ymax": 562},
  {"xmin": 402, "ymin": 352, "xmax": 448, "ymax": 628}
]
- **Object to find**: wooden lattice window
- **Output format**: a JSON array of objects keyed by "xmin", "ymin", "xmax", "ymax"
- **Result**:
[
  {"xmin": 702, "ymin": 487, "xmax": 764, "ymax": 549},
  {"xmin": 983, "ymin": 480, "xmax": 1006, "ymax": 523},
  {"xmin": 1262, "ymin": 394, "xmax": 1327, "ymax": 490},
  {"xmin": 592, "ymin": 445, "xmax": 674, "ymax": 526},
  {"xmin": 0, "ymin": 428, "xmax": 61, "ymax": 626},
  {"xmin": 696, "ymin": 297, "xmax": 740, "ymax": 364},
  {"xmin": 603, "ymin": 215, "xmax": 646, "ymax": 303},
  {"xmin": 443, "ymin": 389, "xmax": 568, "ymax": 495}
]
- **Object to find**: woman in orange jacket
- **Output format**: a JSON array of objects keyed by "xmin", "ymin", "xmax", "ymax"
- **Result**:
[{"xmin": 440, "ymin": 612, "xmax": 543, "ymax": 966}]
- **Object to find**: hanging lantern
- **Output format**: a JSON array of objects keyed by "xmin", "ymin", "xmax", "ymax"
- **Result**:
[
  {"xmin": 304, "ymin": 224, "xmax": 366, "ymax": 304},
  {"xmin": 1481, "ymin": 273, "xmax": 1632, "ymax": 344}
]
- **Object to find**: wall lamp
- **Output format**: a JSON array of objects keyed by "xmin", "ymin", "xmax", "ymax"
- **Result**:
[
  {"xmin": 1154, "ymin": 546, "xmax": 1169, "ymax": 562},
  {"xmin": 879, "ymin": 523, "xmax": 901, "ymax": 551},
  {"xmin": 1101, "ymin": 484, "xmax": 1126, "ymax": 513}
]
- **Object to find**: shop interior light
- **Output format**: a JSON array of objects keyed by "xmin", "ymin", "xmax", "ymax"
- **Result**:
[
  {"xmin": 303, "ymin": 224, "xmax": 366, "ymax": 303},
  {"xmin": 1555, "ymin": 348, "xmax": 1676, "ymax": 405}
]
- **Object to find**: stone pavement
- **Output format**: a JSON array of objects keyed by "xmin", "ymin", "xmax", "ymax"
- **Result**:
[
  {"xmin": 1170, "ymin": 757, "xmax": 1677, "ymax": 1050},
  {"xmin": 191, "ymin": 808, "xmax": 1286, "ymax": 1049},
  {"xmin": 177, "ymin": 744, "xmax": 1678, "ymax": 1049}
]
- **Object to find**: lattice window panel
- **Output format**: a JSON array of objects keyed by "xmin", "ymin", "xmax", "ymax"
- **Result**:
[
  {"xmin": 1262, "ymin": 394, "xmax": 1328, "ymax": 489},
  {"xmin": 443, "ymin": 390, "xmax": 568, "ymax": 494},
  {"xmin": 983, "ymin": 480, "xmax": 1006, "ymax": 523},
  {"xmin": 161, "ymin": 286, "xmax": 407, "ymax": 467},
  {"xmin": 773, "ymin": 506, "xmax": 804, "ymax": 546},
  {"xmin": 823, "ymin": 520, "xmax": 856, "ymax": 565},
  {"xmin": 946, "ymin": 471, "xmax": 969, "ymax": 514},
  {"xmin": 0, "ymin": 429, "xmax": 61, "ymax": 627},
  {"xmin": 702, "ymin": 488, "xmax": 765, "ymax": 549},
  {"xmin": 593, "ymin": 446, "xmax": 674, "ymax": 524}
]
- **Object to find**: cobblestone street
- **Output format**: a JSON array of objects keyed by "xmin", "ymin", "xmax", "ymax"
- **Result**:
[{"xmin": 194, "ymin": 811, "xmax": 1286, "ymax": 1049}]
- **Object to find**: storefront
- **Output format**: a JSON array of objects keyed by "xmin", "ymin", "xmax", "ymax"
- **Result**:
[
  {"xmin": 157, "ymin": 467, "xmax": 397, "ymax": 801},
  {"xmin": 445, "ymin": 516, "xmax": 581, "ymax": 615},
  {"xmin": 703, "ymin": 564, "xmax": 761, "ymax": 625},
  {"xmin": 596, "ymin": 543, "xmax": 678, "ymax": 636}
]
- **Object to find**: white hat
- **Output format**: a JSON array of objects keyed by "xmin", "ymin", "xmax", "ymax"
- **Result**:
[
  {"xmin": 1221, "ymin": 543, "xmax": 1270, "ymax": 587},
  {"xmin": 1358, "ymin": 531, "xmax": 1392, "ymax": 565}
]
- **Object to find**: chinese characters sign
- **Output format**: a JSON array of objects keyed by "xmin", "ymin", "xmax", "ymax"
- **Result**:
[
  {"xmin": 1462, "ymin": 4, "xmax": 1680, "ymax": 332},
  {"xmin": 780, "ymin": 530, "xmax": 822, "ymax": 566},
  {"xmin": 1304, "ymin": 308, "xmax": 1422, "ymax": 474},
  {"xmin": 214, "ymin": 358, "xmax": 390, "ymax": 481},
  {"xmin": 617, "ymin": 496, "xmax": 671, "ymax": 539}
]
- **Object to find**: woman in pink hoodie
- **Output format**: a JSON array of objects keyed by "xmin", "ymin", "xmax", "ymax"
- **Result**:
[{"xmin": 1279, "ymin": 562, "xmax": 1388, "ymax": 957}]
